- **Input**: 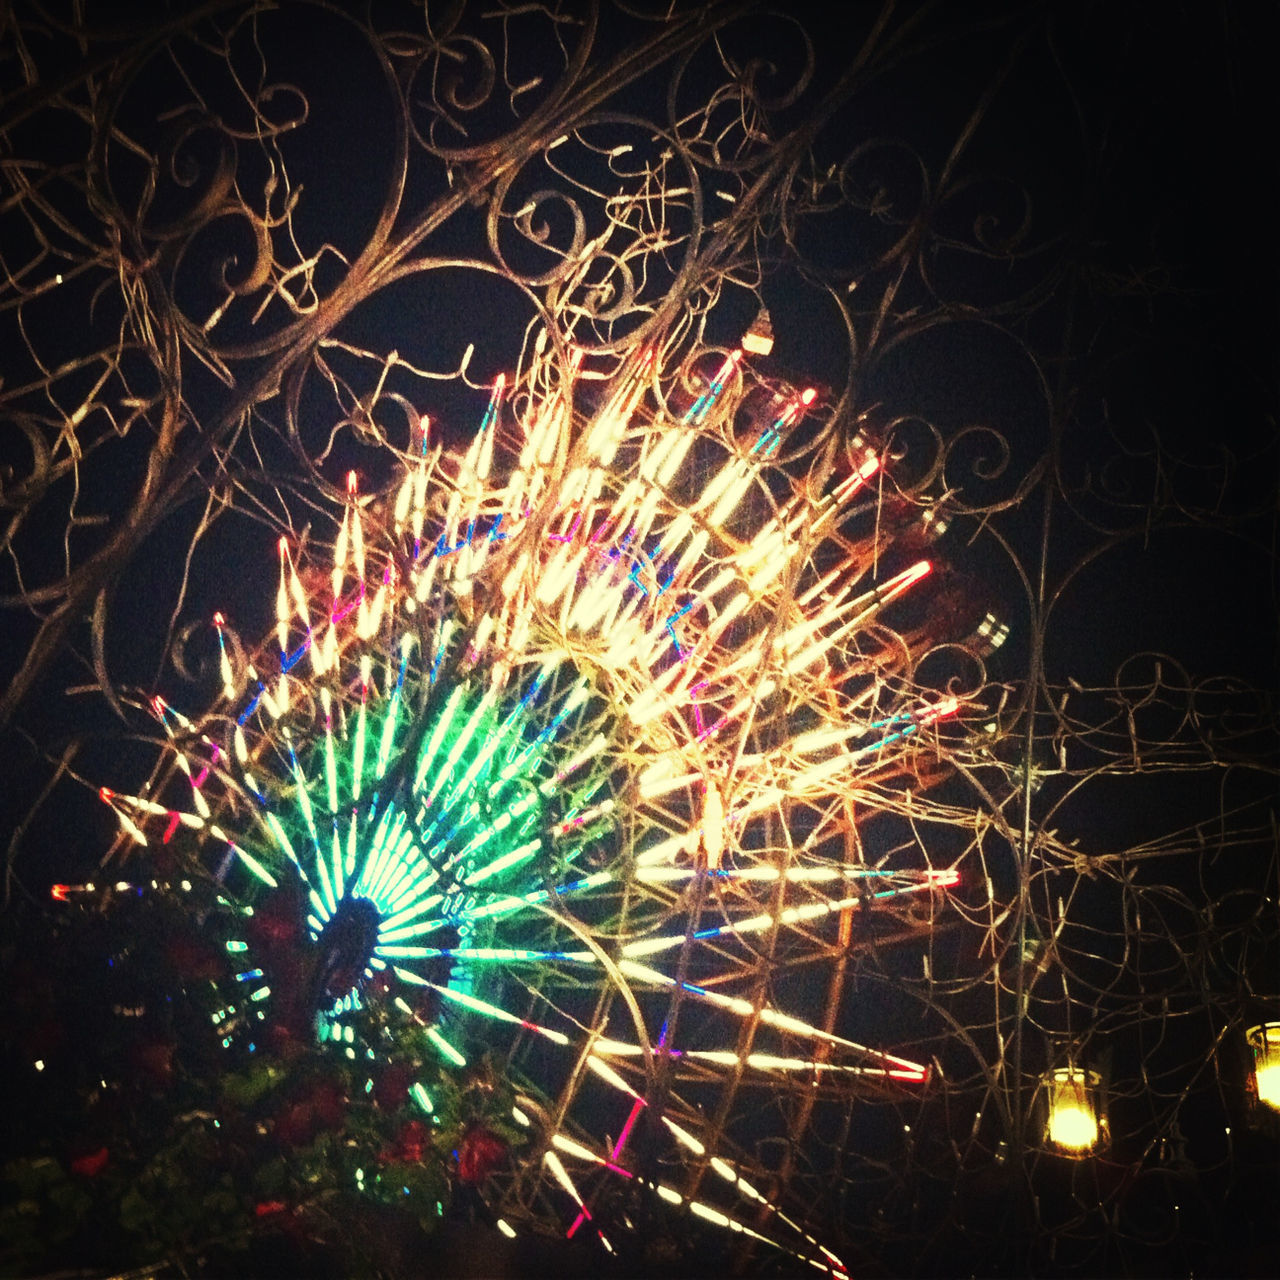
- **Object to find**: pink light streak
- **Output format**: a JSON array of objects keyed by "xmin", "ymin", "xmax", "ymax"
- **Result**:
[{"xmin": 567, "ymin": 1096, "xmax": 646, "ymax": 1238}]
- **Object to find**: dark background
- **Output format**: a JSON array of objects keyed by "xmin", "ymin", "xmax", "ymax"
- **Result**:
[{"xmin": 1, "ymin": 2, "xmax": 1276, "ymax": 1276}]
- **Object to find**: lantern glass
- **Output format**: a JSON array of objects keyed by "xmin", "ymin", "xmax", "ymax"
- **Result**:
[
  {"xmin": 1045, "ymin": 1066, "xmax": 1102, "ymax": 1154},
  {"xmin": 1247, "ymin": 1023, "xmax": 1280, "ymax": 1111}
]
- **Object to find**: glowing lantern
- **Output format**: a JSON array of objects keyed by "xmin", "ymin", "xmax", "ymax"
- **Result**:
[
  {"xmin": 1247, "ymin": 1023, "xmax": 1280, "ymax": 1111},
  {"xmin": 1044, "ymin": 1066, "xmax": 1105, "ymax": 1155}
]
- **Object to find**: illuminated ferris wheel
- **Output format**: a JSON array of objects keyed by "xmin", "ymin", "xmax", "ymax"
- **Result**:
[{"xmin": 101, "ymin": 323, "xmax": 991, "ymax": 1271}]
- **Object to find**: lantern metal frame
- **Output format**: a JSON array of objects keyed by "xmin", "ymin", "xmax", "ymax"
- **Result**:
[
  {"xmin": 1040, "ymin": 1062, "xmax": 1108, "ymax": 1157},
  {"xmin": 1246, "ymin": 1022, "xmax": 1280, "ymax": 1114}
]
